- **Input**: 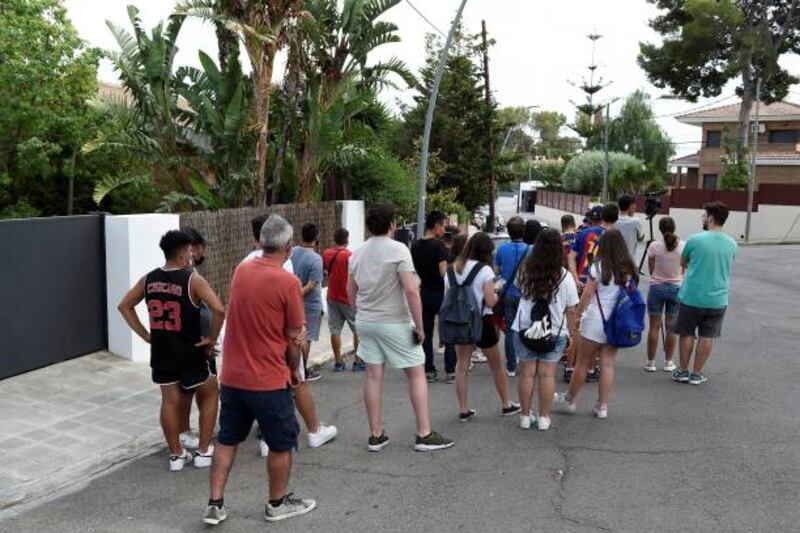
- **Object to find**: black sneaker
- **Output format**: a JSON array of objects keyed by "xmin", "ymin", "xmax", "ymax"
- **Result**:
[
  {"xmin": 459, "ymin": 410, "xmax": 476, "ymax": 423},
  {"xmin": 586, "ymin": 365, "xmax": 601, "ymax": 382},
  {"xmin": 562, "ymin": 366, "xmax": 573, "ymax": 383},
  {"xmin": 502, "ymin": 402, "xmax": 521, "ymax": 416},
  {"xmin": 426, "ymin": 370, "xmax": 438, "ymax": 383},
  {"xmin": 305, "ymin": 369, "xmax": 322, "ymax": 382},
  {"xmin": 367, "ymin": 432, "xmax": 390, "ymax": 452},
  {"xmin": 443, "ymin": 372, "xmax": 456, "ymax": 384},
  {"xmin": 414, "ymin": 431, "xmax": 455, "ymax": 452}
]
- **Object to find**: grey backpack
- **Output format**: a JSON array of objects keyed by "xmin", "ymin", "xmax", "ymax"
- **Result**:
[{"xmin": 439, "ymin": 262, "xmax": 485, "ymax": 345}]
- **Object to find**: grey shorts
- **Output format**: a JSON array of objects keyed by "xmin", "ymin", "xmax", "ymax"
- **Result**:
[
  {"xmin": 328, "ymin": 300, "xmax": 356, "ymax": 337},
  {"xmin": 305, "ymin": 307, "xmax": 322, "ymax": 342},
  {"xmin": 673, "ymin": 303, "xmax": 727, "ymax": 339}
]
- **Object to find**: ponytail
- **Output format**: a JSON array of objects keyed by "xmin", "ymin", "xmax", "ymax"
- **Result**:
[{"xmin": 659, "ymin": 216, "xmax": 678, "ymax": 252}]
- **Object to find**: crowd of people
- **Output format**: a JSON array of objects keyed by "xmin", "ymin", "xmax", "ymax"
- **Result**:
[{"xmin": 117, "ymin": 197, "xmax": 737, "ymax": 526}]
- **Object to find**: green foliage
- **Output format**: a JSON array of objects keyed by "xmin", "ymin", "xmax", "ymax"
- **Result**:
[
  {"xmin": 0, "ymin": 0, "xmax": 101, "ymax": 218},
  {"xmin": 720, "ymin": 127, "xmax": 749, "ymax": 190},
  {"xmin": 344, "ymin": 146, "xmax": 416, "ymax": 220},
  {"xmin": 400, "ymin": 32, "xmax": 494, "ymax": 212},
  {"xmin": 530, "ymin": 161, "xmax": 567, "ymax": 189},
  {"xmin": 562, "ymin": 151, "xmax": 645, "ymax": 195},
  {"xmin": 608, "ymin": 90, "xmax": 674, "ymax": 177}
]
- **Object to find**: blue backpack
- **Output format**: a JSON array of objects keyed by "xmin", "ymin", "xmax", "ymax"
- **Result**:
[{"xmin": 595, "ymin": 278, "xmax": 646, "ymax": 348}]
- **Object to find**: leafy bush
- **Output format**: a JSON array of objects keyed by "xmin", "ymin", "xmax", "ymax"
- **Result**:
[{"xmin": 562, "ymin": 151, "xmax": 644, "ymax": 194}]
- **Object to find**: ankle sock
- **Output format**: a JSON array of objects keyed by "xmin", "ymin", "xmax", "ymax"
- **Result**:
[
  {"xmin": 269, "ymin": 495, "xmax": 286, "ymax": 507},
  {"xmin": 208, "ymin": 498, "xmax": 223, "ymax": 508}
]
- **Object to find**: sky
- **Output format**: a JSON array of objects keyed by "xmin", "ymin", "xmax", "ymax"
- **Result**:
[{"xmin": 64, "ymin": 0, "xmax": 800, "ymax": 158}]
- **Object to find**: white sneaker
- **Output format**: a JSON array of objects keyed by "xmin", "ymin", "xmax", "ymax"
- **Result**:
[
  {"xmin": 194, "ymin": 445, "xmax": 214, "ymax": 468},
  {"xmin": 260, "ymin": 440, "xmax": 270, "ymax": 457},
  {"xmin": 593, "ymin": 403, "xmax": 608, "ymax": 419},
  {"xmin": 520, "ymin": 414, "xmax": 532, "ymax": 430},
  {"xmin": 537, "ymin": 415, "xmax": 551, "ymax": 431},
  {"xmin": 169, "ymin": 449, "xmax": 193, "ymax": 471},
  {"xmin": 308, "ymin": 424, "xmax": 338, "ymax": 448},
  {"xmin": 663, "ymin": 360, "xmax": 677, "ymax": 372},
  {"xmin": 553, "ymin": 392, "xmax": 576, "ymax": 414},
  {"xmin": 471, "ymin": 350, "xmax": 487, "ymax": 363},
  {"xmin": 179, "ymin": 431, "xmax": 199, "ymax": 449},
  {"xmin": 506, "ymin": 369, "xmax": 517, "ymax": 378},
  {"xmin": 644, "ymin": 361, "xmax": 657, "ymax": 372}
]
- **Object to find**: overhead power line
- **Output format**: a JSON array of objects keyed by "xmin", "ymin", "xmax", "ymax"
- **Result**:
[{"xmin": 404, "ymin": 0, "xmax": 447, "ymax": 38}]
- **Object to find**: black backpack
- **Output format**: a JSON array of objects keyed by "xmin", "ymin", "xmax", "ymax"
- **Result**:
[
  {"xmin": 439, "ymin": 262, "xmax": 485, "ymax": 345},
  {"xmin": 517, "ymin": 274, "xmax": 566, "ymax": 353}
]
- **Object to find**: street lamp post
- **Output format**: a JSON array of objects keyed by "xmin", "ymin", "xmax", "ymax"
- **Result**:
[{"xmin": 416, "ymin": 0, "xmax": 469, "ymax": 237}]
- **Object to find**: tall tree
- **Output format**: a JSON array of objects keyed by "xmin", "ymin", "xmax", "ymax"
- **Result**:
[
  {"xmin": 639, "ymin": 0, "xmax": 800, "ymax": 160},
  {"xmin": 608, "ymin": 90, "xmax": 674, "ymax": 178},
  {"xmin": 177, "ymin": 0, "xmax": 305, "ymax": 207},
  {"xmin": 569, "ymin": 33, "xmax": 611, "ymax": 148},
  {"xmin": 0, "ymin": 0, "xmax": 100, "ymax": 217}
]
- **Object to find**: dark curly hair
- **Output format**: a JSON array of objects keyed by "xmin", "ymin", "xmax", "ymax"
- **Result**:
[
  {"xmin": 596, "ymin": 229, "xmax": 637, "ymax": 286},
  {"xmin": 518, "ymin": 228, "xmax": 564, "ymax": 301}
]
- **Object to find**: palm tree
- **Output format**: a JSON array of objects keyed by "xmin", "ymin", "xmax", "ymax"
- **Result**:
[
  {"xmin": 176, "ymin": 0, "xmax": 305, "ymax": 207},
  {"xmin": 84, "ymin": 6, "xmax": 190, "ymax": 203}
]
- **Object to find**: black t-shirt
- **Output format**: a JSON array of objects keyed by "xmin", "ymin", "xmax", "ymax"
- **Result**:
[
  {"xmin": 411, "ymin": 238, "xmax": 447, "ymax": 292},
  {"xmin": 144, "ymin": 267, "xmax": 203, "ymax": 371}
]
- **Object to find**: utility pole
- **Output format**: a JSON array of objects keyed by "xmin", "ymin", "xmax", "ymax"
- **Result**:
[
  {"xmin": 416, "ymin": 0, "xmax": 469, "ymax": 237},
  {"xmin": 602, "ymin": 102, "xmax": 610, "ymax": 202},
  {"xmin": 745, "ymin": 77, "xmax": 762, "ymax": 243},
  {"xmin": 481, "ymin": 19, "xmax": 495, "ymax": 233}
]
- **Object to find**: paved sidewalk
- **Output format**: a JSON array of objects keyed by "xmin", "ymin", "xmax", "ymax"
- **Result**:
[{"xmin": 0, "ymin": 321, "xmax": 352, "ymax": 518}]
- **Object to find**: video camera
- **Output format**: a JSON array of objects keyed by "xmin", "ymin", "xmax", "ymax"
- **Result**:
[{"xmin": 644, "ymin": 193, "xmax": 663, "ymax": 219}]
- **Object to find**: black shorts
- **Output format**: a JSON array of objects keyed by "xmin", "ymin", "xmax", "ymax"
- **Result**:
[
  {"xmin": 476, "ymin": 315, "xmax": 500, "ymax": 349},
  {"xmin": 673, "ymin": 303, "xmax": 727, "ymax": 339},
  {"xmin": 152, "ymin": 356, "xmax": 217, "ymax": 392},
  {"xmin": 217, "ymin": 386, "xmax": 299, "ymax": 452}
]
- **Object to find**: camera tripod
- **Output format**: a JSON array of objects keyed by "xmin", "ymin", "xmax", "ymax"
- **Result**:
[{"xmin": 638, "ymin": 213, "xmax": 656, "ymax": 275}]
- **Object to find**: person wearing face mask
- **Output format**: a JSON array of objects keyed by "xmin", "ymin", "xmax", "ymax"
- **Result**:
[{"xmin": 118, "ymin": 230, "xmax": 226, "ymax": 472}]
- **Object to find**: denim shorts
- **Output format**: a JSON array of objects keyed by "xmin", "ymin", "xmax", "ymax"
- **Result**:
[
  {"xmin": 512, "ymin": 333, "xmax": 568, "ymax": 363},
  {"xmin": 647, "ymin": 283, "xmax": 681, "ymax": 316},
  {"xmin": 217, "ymin": 386, "xmax": 299, "ymax": 451}
]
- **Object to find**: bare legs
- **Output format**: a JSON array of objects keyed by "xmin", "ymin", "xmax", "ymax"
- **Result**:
[
  {"xmin": 519, "ymin": 360, "xmax": 557, "ymax": 417},
  {"xmin": 567, "ymin": 337, "xmax": 602, "ymax": 399},
  {"xmin": 364, "ymin": 363, "xmax": 432, "ymax": 438},
  {"xmin": 567, "ymin": 337, "xmax": 616, "ymax": 407},
  {"xmin": 159, "ymin": 384, "xmax": 183, "ymax": 455},
  {"xmin": 364, "ymin": 363, "xmax": 385, "ymax": 438},
  {"xmin": 332, "ymin": 334, "xmax": 362, "ymax": 365},
  {"xmin": 194, "ymin": 377, "xmax": 219, "ymax": 453},
  {"xmin": 648, "ymin": 314, "xmax": 678, "ymax": 363},
  {"xmin": 597, "ymin": 346, "xmax": 617, "ymax": 406},
  {"xmin": 209, "ymin": 443, "xmax": 292, "ymax": 502},
  {"xmin": 679, "ymin": 335, "xmax": 715, "ymax": 373},
  {"xmin": 455, "ymin": 343, "xmax": 513, "ymax": 414},
  {"xmin": 293, "ymin": 382, "xmax": 319, "ymax": 434}
]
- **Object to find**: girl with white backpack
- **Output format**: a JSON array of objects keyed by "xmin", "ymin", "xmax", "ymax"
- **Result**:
[{"xmin": 512, "ymin": 229, "xmax": 579, "ymax": 430}]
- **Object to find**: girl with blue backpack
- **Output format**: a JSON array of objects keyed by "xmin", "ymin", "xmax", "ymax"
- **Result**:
[
  {"xmin": 441, "ymin": 232, "xmax": 520, "ymax": 422},
  {"xmin": 555, "ymin": 229, "xmax": 643, "ymax": 419},
  {"xmin": 512, "ymin": 229, "xmax": 579, "ymax": 431}
]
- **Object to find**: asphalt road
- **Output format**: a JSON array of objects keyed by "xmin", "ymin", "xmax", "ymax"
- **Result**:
[{"xmin": 5, "ymin": 245, "xmax": 799, "ymax": 533}]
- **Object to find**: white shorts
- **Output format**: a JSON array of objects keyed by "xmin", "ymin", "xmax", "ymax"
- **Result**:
[{"xmin": 580, "ymin": 313, "xmax": 607, "ymax": 345}]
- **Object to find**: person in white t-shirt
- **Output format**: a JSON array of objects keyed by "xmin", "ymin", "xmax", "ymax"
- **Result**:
[
  {"xmin": 246, "ymin": 214, "xmax": 294, "ymax": 273},
  {"xmin": 555, "ymin": 229, "xmax": 637, "ymax": 420},
  {"xmin": 444, "ymin": 232, "xmax": 520, "ymax": 422},
  {"xmin": 511, "ymin": 229, "xmax": 579, "ymax": 431}
]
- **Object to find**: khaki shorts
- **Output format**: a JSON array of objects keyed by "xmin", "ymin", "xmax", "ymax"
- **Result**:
[{"xmin": 356, "ymin": 319, "xmax": 424, "ymax": 369}]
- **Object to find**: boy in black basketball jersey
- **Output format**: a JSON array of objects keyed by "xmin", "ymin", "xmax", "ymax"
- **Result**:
[{"xmin": 118, "ymin": 230, "xmax": 226, "ymax": 471}]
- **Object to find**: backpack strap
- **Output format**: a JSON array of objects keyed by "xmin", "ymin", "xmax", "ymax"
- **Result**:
[
  {"xmin": 501, "ymin": 245, "xmax": 529, "ymax": 299},
  {"xmin": 461, "ymin": 261, "xmax": 485, "ymax": 287},
  {"xmin": 447, "ymin": 265, "xmax": 459, "ymax": 287},
  {"xmin": 595, "ymin": 289, "xmax": 606, "ymax": 323}
]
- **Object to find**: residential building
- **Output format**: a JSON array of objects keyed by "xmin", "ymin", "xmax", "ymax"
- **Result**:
[{"xmin": 671, "ymin": 101, "xmax": 800, "ymax": 189}]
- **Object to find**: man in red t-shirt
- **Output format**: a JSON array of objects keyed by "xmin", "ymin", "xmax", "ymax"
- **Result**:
[
  {"xmin": 322, "ymin": 228, "xmax": 362, "ymax": 372},
  {"xmin": 204, "ymin": 214, "xmax": 316, "ymax": 525}
]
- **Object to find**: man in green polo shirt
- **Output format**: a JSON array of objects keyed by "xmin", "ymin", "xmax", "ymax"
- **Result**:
[{"xmin": 672, "ymin": 202, "xmax": 738, "ymax": 385}]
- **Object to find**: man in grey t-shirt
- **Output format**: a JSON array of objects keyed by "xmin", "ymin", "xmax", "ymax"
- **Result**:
[
  {"xmin": 348, "ymin": 204, "xmax": 453, "ymax": 453},
  {"xmin": 292, "ymin": 223, "xmax": 324, "ymax": 382},
  {"xmin": 616, "ymin": 195, "xmax": 645, "ymax": 260}
]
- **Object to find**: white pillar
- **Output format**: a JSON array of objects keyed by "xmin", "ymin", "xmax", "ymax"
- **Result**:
[
  {"xmin": 105, "ymin": 214, "xmax": 180, "ymax": 362},
  {"xmin": 339, "ymin": 200, "xmax": 365, "ymax": 250}
]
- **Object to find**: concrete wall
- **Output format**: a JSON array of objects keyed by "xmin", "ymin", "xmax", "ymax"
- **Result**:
[
  {"xmin": 106, "ymin": 214, "xmax": 180, "ymax": 362},
  {"xmin": 534, "ymin": 203, "xmax": 800, "ymax": 244},
  {"xmin": 339, "ymin": 200, "xmax": 365, "ymax": 250}
]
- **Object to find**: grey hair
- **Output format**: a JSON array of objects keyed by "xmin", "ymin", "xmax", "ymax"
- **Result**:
[{"xmin": 260, "ymin": 214, "xmax": 294, "ymax": 253}]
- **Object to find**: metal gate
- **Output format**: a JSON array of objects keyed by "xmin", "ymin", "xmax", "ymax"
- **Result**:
[{"xmin": 0, "ymin": 215, "xmax": 107, "ymax": 379}]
